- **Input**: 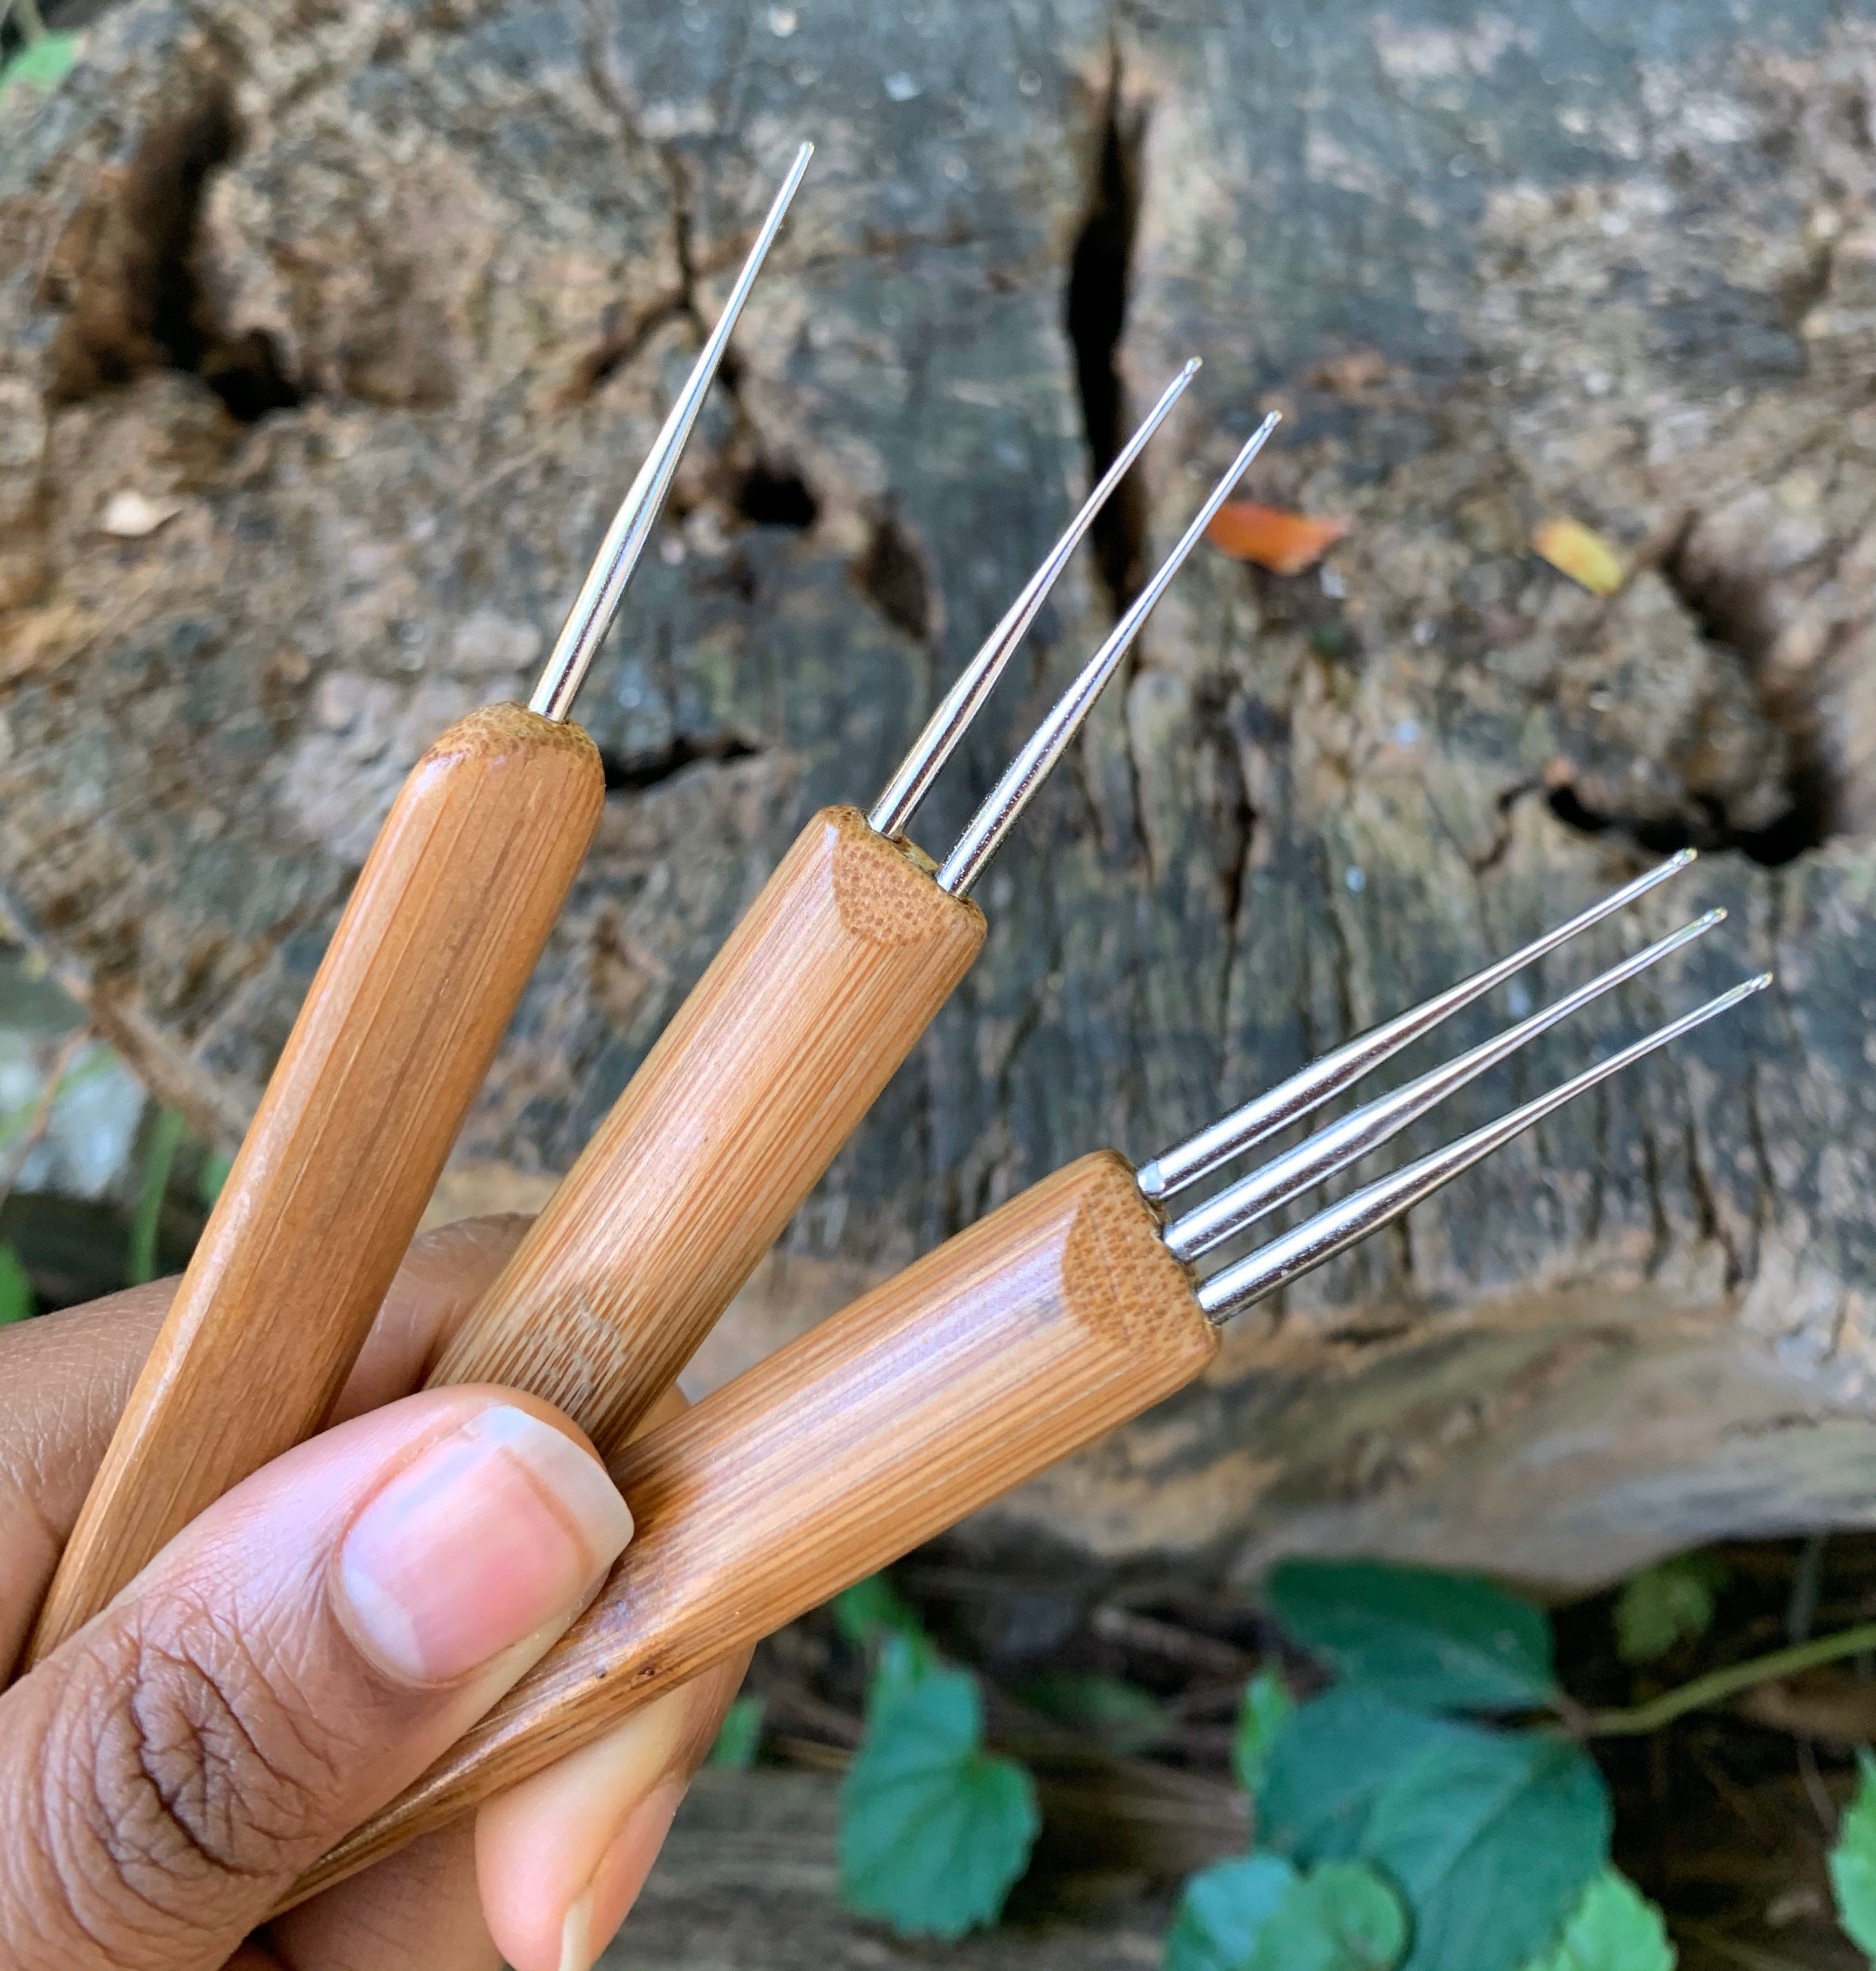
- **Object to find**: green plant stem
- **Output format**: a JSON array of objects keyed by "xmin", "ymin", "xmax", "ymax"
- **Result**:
[
  {"xmin": 126, "ymin": 1105, "xmax": 186, "ymax": 1286},
  {"xmin": 1584, "ymin": 1621, "xmax": 1876, "ymax": 1737},
  {"xmin": 11, "ymin": 0, "xmax": 48, "ymax": 42}
]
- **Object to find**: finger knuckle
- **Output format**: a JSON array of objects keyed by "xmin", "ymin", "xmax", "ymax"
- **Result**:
[{"xmin": 56, "ymin": 1597, "xmax": 344, "ymax": 1901}]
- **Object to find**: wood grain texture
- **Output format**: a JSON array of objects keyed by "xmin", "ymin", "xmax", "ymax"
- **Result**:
[
  {"xmin": 426, "ymin": 804, "xmax": 986, "ymax": 1456},
  {"xmin": 25, "ymin": 705, "xmax": 602, "ymax": 1666},
  {"xmin": 290, "ymin": 1151, "xmax": 1215, "ymax": 1904}
]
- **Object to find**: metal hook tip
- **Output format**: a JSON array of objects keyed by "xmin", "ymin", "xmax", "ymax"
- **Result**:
[
  {"xmin": 1196, "ymin": 968, "xmax": 1767, "ymax": 1322},
  {"xmin": 868, "ymin": 356, "xmax": 1206, "ymax": 842},
  {"xmin": 1163, "ymin": 903, "xmax": 1727, "ymax": 1263},
  {"xmin": 1140, "ymin": 843, "xmax": 1698, "ymax": 1200},
  {"xmin": 527, "ymin": 143, "xmax": 813, "ymax": 722},
  {"xmin": 934, "ymin": 409, "xmax": 1282, "ymax": 896}
]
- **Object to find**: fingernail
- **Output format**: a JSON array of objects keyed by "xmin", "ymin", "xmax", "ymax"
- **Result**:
[
  {"xmin": 337, "ymin": 1404, "xmax": 633, "ymax": 1685},
  {"xmin": 559, "ymin": 1783, "xmax": 684, "ymax": 1971},
  {"xmin": 557, "ymin": 1892, "xmax": 592, "ymax": 1971}
]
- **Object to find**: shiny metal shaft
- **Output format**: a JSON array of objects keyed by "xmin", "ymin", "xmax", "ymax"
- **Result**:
[
  {"xmin": 1136, "ymin": 847, "xmax": 1699, "ymax": 1202},
  {"xmin": 935, "ymin": 412, "xmax": 1280, "ymax": 898},
  {"xmin": 868, "ymin": 361, "xmax": 1201, "ymax": 841},
  {"xmin": 1165, "ymin": 909, "xmax": 1724, "ymax": 1262},
  {"xmin": 1195, "ymin": 972, "xmax": 1771, "ymax": 1322},
  {"xmin": 529, "ymin": 143, "xmax": 814, "ymax": 722}
]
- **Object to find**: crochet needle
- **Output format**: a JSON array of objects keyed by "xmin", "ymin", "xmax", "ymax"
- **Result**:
[
  {"xmin": 24, "ymin": 145, "xmax": 813, "ymax": 1668},
  {"xmin": 422, "ymin": 391, "xmax": 1263, "ymax": 1461},
  {"xmin": 868, "ymin": 357, "xmax": 1202, "ymax": 840},
  {"xmin": 292, "ymin": 876, "xmax": 1757, "ymax": 1896}
]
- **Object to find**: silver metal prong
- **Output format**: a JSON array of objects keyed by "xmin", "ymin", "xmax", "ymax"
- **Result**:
[
  {"xmin": 1164, "ymin": 909, "xmax": 1725, "ymax": 1262},
  {"xmin": 1194, "ymin": 972, "xmax": 1771, "ymax": 1323},
  {"xmin": 867, "ymin": 360, "xmax": 1202, "ymax": 842},
  {"xmin": 1136, "ymin": 846, "xmax": 1700, "ymax": 1202},
  {"xmin": 935, "ymin": 412, "xmax": 1280, "ymax": 897},
  {"xmin": 529, "ymin": 143, "xmax": 814, "ymax": 723}
]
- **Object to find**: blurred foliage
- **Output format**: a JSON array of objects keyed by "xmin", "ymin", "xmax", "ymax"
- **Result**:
[
  {"xmin": 709, "ymin": 1695, "xmax": 766, "ymax": 1771},
  {"xmin": 1832, "ymin": 1749, "xmax": 1876, "ymax": 1962},
  {"xmin": 1613, "ymin": 1558, "xmax": 1727, "ymax": 1666}
]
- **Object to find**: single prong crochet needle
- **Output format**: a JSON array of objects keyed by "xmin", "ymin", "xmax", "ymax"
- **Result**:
[
  {"xmin": 292, "ymin": 900, "xmax": 1763, "ymax": 1902},
  {"xmin": 532, "ymin": 142, "xmax": 814, "ymax": 721},
  {"xmin": 26, "ymin": 147, "xmax": 812, "ymax": 1670}
]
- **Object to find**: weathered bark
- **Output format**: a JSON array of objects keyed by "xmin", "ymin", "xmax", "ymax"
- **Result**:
[{"xmin": 4, "ymin": 0, "xmax": 1876, "ymax": 1587}]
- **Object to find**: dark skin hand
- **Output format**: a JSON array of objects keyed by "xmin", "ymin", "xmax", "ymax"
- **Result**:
[{"xmin": 0, "ymin": 1216, "xmax": 744, "ymax": 1971}]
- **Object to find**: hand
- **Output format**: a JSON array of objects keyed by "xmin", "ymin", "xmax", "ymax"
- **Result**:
[{"xmin": 0, "ymin": 1216, "xmax": 744, "ymax": 1971}]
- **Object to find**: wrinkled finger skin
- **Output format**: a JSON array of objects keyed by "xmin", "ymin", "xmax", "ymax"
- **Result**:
[{"xmin": 0, "ymin": 1217, "xmax": 746, "ymax": 1971}]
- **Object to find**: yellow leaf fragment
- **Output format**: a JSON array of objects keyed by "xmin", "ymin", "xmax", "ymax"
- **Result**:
[{"xmin": 1532, "ymin": 517, "xmax": 1625, "ymax": 596}]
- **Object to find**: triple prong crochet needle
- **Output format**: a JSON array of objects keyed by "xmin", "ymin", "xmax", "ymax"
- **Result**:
[
  {"xmin": 292, "ymin": 861, "xmax": 1761, "ymax": 1900},
  {"xmin": 422, "ymin": 395, "xmax": 1275, "ymax": 1461},
  {"xmin": 24, "ymin": 146, "xmax": 814, "ymax": 1669}
]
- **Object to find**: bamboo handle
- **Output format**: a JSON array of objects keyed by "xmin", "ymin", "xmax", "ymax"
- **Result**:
[
  {"xmin": 426, "ymin": 804, "xmax": 986, "ymax": 1457},
  {"xmin": 290, "ymin": 1151, "xmax": 1216, "ymax": 1904},
  {"xmin": 26, "ymin": 705, "xmax": 603, "ymax": 1666}
]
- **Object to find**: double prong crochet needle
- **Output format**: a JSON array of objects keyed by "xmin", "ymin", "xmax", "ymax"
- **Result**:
[
  {"xmin": 25, "ymin": 145, "xmax": 814, "ymax": 1668},
  {"xmin": 292, "ymin": 859, "xmax": 1762, "ymax": 1898},
  {"xmin": 423, "ymin": 395, "xmax": 1276, "ymax": 1461}
]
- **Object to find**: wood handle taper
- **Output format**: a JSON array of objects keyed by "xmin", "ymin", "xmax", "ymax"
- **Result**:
[
  {"xmin": 290, "ymin": 1151, "xmax": 1216, "ymax": 1904},
  {"xmin": 26, "ymin": 705, "xmax": 604, "ymax": 1666},
  {"xmin": 426, "ymin": 804, "xmax": 987, "ymax": 1457}
]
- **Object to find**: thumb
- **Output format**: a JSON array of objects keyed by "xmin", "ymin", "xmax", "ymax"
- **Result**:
[{"xmin": 0, "ymin": 1388, "xmax": 631, "ymax": 1971}]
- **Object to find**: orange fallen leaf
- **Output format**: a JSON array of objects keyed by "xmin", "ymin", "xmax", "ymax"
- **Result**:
[
  {"xmin": 1206, "ymin": 500, "xmax": 1347, "ymax": 576},
  {"xmin": 1532, "ymin": 516, "xmax": 1626, "ymax": 596}
]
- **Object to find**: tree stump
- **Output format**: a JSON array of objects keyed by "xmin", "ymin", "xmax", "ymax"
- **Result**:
[{"xmin": 4, "ymin": 0, "xmax": 1876, "ymax": 1588}]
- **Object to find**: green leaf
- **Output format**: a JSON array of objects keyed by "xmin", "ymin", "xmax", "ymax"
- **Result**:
[
  {"xmin": 1521, "ymin": 1869, "xmax": 1674, "ymax": 1971},
  {"xmin": 831, "ymin": 1574, "xmax": 937, "ymax": 1707},
  {"xmin": 838, "ymin": 1662, "xmax": 1039, "ymax": 1940},
  {"xmin": 1258, "ymin": 1685, "xmax": 1473, "ymax": 1861},
  {"xmin": 1249, "ymin": 1861, "xmax": 1410, "ymax": 1971},
  {"xmin": 0, "ymin": 1241, "xmax": 34, "ymax": 1324},
  {"xmin": 1359, "ymin": 1726, "xmax": 1611, "ymax": 1971},
  {"xmin": 1019, "ymin": 1672, "xmax": 1171, "ymax": 1753},
  {"xmin": 1612, "ymin": 1557, "xmax": 1725, "ymax": 1666},
  {"xmin": 708, "ymin": 1693, "xmax": 765, "ymax": 1769},
  {"xmin": 1830, "ymin": 1745, "xmax": 1876, "ymax": 1957},
  {"xmin": 870, "ymin": 1627, "xmax": 941, "ymax": 1707},
  {"xmin": 1234, "ymin": 1668, "xmax": 1294, "ymax": 1797},
  {"xmin": 834, "ymin": 1572, "xmax": 926, "ymax": 1650},
  {"xmin": 1268, "ymin": 1560, "xmax": 1557, "ymax": 1712},
  {"xmin": 1166, "ymin": 1854, "xmax": 1297, "ymax": 1971},
  {"xmin": 0, "ymin": 30, "xmax": 78, "ymax": 105},
  {"xmin": 1168, "ymin": 1857, "xmax": 1407, "ymax": 1971}
]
